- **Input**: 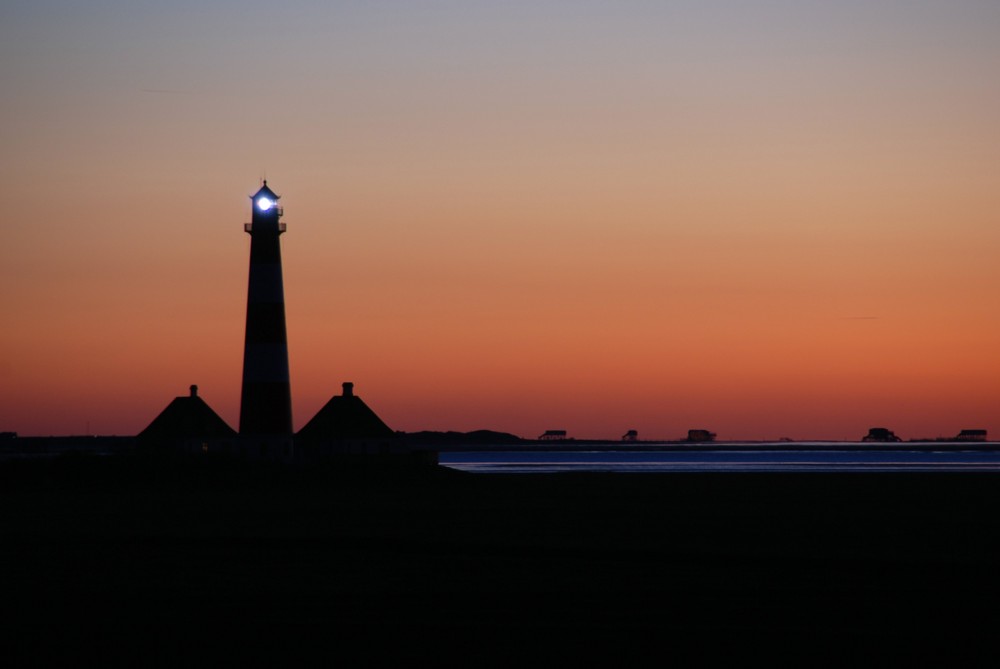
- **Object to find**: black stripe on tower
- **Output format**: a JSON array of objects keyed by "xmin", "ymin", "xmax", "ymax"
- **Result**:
[{"xmin": 239, "ymin": 182, "xmax": 293, "ymax": 436}]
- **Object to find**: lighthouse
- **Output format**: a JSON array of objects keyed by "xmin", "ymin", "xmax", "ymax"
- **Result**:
[{"xmin": 239, "ymin": 182, "xmax": 293, "ymax": 437}]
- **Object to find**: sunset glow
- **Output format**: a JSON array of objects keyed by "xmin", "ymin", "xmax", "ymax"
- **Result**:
[{"xmin": 2, "ymin": 1, "xmax": 998, "ymax": 440}]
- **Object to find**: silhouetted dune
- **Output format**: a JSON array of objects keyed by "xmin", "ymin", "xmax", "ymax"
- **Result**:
[{"xmin": 400, "ymin": 429, "xmax": 525, "ymax": 445}]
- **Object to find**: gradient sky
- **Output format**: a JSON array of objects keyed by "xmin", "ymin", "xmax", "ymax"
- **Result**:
[{"xmin": 2, "ymin": 1, "xmax": 998, "ymax": 440}]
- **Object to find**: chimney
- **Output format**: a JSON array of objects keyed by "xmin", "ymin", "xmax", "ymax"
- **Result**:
[
  {"xmin": 190, "ymin": 384, "xmax": 199, "ymax": 398},
  {"xmin": 342, "ymin": 382, "xmax": 354, "ymax": 397}
]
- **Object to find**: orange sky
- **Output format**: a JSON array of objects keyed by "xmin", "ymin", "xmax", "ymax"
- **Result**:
[{"xmin": 2, "ymin": 2, "xmax": 998, "ymax": 439}]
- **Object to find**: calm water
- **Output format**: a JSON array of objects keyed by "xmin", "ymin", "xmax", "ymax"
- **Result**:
[{"xmin": 439, "ymin": 445, "xmax": 1000, "ymax": 473}]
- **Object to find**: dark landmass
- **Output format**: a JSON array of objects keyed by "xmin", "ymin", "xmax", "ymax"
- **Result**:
[
  {"xmin": 1, "ymin": 454, "xmax": 999, "ymax": 665},
  {"xmin": 5, "ymin": 433, "xmax": 998, "ymax": 456},
  {"xmin": 0, "ymin": 435, "xmax": 135, "ymax": 457}
]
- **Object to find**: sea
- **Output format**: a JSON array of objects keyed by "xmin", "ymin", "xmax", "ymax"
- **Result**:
[{"xmin": 438, "ymin": 442, "xmax": 1000, "ymax": 473}]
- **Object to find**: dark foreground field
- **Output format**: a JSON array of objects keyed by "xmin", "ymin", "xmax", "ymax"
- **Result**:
[{"xmin": 2, "ymin": 455, "xmax": 999, "ymax": 666}]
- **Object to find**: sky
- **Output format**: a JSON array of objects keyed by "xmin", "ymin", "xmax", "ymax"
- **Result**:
[{"xmin": 1, "ymin": 1, "xmax": 998, "ymax": 440}]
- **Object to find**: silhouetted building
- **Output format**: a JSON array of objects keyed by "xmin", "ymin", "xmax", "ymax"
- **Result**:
[
  {"xmin": 622, "ymin": 429, "xmax": 638, "ymax": 442},
  {"xmin": 239, "ymin": 182, "xmax": 293, "ymax": 438},
  {"xmin": 539, "ymin": 430, "xmax": 568, "ymax": 441},
  {"xmin": 296, "ymin": 382, "xmax": 398, "ymax": 456},
  {"xmin": 685, "ymin": 429, "xmax": 716, "ymax": 443},
  {"xmin": 955, "ymin": 429, "xmax": 988, "ymax": 442},
  {"xmin": 862, "ymin": 427, "xmax": 901, "ymax": 442},
  {"xmin": 138, "ymin": 385, "xmax": 237, "ymax": 452}
]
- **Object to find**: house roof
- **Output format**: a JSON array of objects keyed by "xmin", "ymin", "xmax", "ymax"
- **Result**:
[
  {"xmin": 251, "ymin": 181, "xmax": 279, "ymax": 202},
  {"xmin": 138, "ymin": 385, "xmax": 237, "ymax": 440},
  {"xmin": 296, "ymin": 382, "xmax": 394, "ymax": 441}
]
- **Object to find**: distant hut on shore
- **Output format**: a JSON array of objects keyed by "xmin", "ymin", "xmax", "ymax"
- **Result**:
[
  {"xmin": 138, "ymin": 385, "xmax": 237, "ymax": 454},
  {"xmin": 685, "ymin": 429, "xmax": 716, "ymax": 443},
  {"xmin": 861, "ymin": 427, "xmax": 901, "ymax": 442},
  {"xmin": 538, "ymin": 430, "xmax": 568, "ymax": 441},
  {"xmin": 622, "ymin": 429, "xmax": 638, "ymax": 442},
  {"xmin": 955, "ymin": 429, "xmax": 988, "ymax": 442}
]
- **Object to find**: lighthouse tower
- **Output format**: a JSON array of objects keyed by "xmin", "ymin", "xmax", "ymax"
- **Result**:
[{"xmin": 239, "ymin": 182, "xmax": 293, "ymax": 436}]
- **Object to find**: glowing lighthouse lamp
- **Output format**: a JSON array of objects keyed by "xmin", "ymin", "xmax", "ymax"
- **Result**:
[{"xmin": 244, "ymin": 181, "xmax": 285, "ymax": 234}]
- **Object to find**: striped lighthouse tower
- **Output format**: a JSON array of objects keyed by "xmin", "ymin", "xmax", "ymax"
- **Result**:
[{"xmin": 239, "ymin": 181, "xmax": 293, "ymax": 437}]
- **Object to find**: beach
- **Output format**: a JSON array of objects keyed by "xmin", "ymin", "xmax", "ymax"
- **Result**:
[{"xmin": 2, "ymin": 456, "xmax": 999, "ymax": 665}]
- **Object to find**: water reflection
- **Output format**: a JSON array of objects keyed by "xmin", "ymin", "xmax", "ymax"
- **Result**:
[{"xmin": 439, "ymin": 447, "xmax": 1000, "ymax": 474}]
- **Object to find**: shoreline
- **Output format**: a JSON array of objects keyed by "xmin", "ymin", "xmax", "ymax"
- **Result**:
[{"xmin": 3, "ymin": 433, "xmax": 999, "ymax": 457}]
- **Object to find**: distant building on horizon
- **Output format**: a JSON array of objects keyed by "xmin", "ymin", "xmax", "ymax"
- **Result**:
[
  {"xmin": 685, "ymin": 429, "xmax": 716, "ymax": 443},
  {"xmin": 862, "ymin": 427, "xmax": 901, "ymax": 442}
]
